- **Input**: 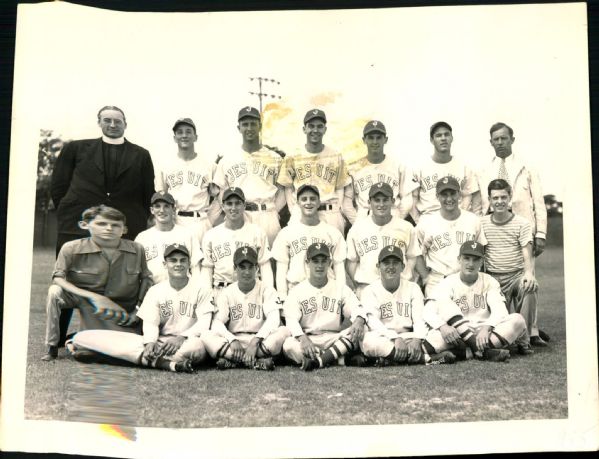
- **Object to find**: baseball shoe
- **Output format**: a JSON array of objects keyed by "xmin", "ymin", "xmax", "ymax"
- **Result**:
[
  {"xmin": 538, "ymin": 329, "xmax": 551, "ymax": 342},
  {"xmin": 216, "ymin": 358, "xmax": 239, "ymax": 370},
  {"xmin": 374, "ymin": 357, "xmax": 396, "ymax": 367},
  {"xmin": 516, "ymin": 344, "xmax": 535, "ymax": 355},
  {"xmin": 300, "ymin": 358, "xmax": 319, "ymax": 372},
  {"xmin": 41, "ymin": 346, "xmax": 58, "ymax": 362},
  {"xmin": 253, "ymin": 357, "xmax": 275, "ymax": 371},
  {"xmin": 71, "ymin": 349, "xmax": 103, "ymax": 364},
  {"xmin": 174, "ymin": 359, "xmax": 195, "ymax": 373},
  {"xmin": 346, "ymin": 354, "xmax": 369, "ymax": 367},
  {"xmin": 481, "ymin": 348, "xmax": 511, "ymax": 362},
  {"xmin": 530, "ymin": 336, "xmax": 548, "ymax": 347},
  {"xmin": 426, "ymin": 350, "xmax": 457, "ymax": 365}
]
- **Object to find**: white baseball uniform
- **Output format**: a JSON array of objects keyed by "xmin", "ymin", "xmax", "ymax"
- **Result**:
[
  {"xmin": 411, "ymin": 156, "xmax": 478, "ymax": 219},
  {"xmin": 346, "ymin": 155, "xmax": 418, "ymax": 222},
  {"xmin": 202, "ymin": 280, "xmax": 290, "ymax": 358},
  {"xmin": 201, "ymin": 222, "xmax": 271, "ymax": 287},
  {"xmin": 282, "ymin": 278, "xmax": 366, "ymax": 364},
  {"xmin": 72, "ymin": 276, "xmax": 215, "ymax": 365},
  {"xmin": 422, "ymin": 272, "xmax": 527, "ymax": 352},
  {"xmin": 277, "ymin": 145, "xmax": 351, "ymax": 233},
  {"xmin": 134, "ymin": 224, "xmax": 203, "ymax": 283},
  {"xmin": 346, "ymin": 216, "xmax": 420, "ymax": 286},
  {"xmin": 213, "ymin": 146, "xmax": 283, "ymax": 245},
  {"xmin": 155, "ymin": 154, "xmax": 217, "ymax": 239},
  {"xmin": 416, "ymin": 210, "xmax": 486, "ymax": 296},
  {"xmin": 271, "ymin": 221, "xmax": 346, "ymax": 287},
  {"xmin": 360, "ymin": 279, "xmax": 427, "ymax": 358}
]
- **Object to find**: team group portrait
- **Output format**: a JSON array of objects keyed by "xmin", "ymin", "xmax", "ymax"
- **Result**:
[
  {"xmin": 23, "ymin": 101, "xmax": 567, "ymax": 429},
  {"xmin": 12, "ymin": 3, "xmax": 590, "ymax": 446}
]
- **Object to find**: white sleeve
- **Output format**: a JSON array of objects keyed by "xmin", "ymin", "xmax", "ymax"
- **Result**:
[
  {"xmin": 271, "ymin": 229, "xmax": 289, "ymax": 263},
  {"xmin": 283, "ymin": 289, "xmax": 304, "ymax": 337}
]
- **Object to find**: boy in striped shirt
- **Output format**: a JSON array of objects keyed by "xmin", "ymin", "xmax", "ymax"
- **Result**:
[{"xmin": 480, "ymin": 179, "xmax": 538, "ymax": 352}]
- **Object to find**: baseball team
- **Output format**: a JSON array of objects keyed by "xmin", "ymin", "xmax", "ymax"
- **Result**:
[{"xmin": 40, "ymin": 104, "xmax": 548, "ymax": 373}]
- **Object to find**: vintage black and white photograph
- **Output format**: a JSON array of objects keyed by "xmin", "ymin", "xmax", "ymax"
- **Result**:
[{"xmin": 2, "ymin": 1, "xmax": 597, "ymax": 458}]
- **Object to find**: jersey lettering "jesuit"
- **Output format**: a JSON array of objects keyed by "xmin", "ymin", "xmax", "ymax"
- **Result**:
[
  {"xmin": 295, "ymin": 163, "xmax": 338, "ymax": 183},
  {"xmin": 287, "ymin": 237, "xmax": 334, "ymax": 257},
  {"xmin": 223, "ymin": 160, "xmax": 278, "ymax": 185},
  {"xmin": 158, "ymin": 300, "xmax": 197, "ymax": 319},
  {"xmin": 428, "ymin": 231, "xmax": 476, "ymax": 252},
  {"xmin": 355, "ymin": 238, "xmax": 407, "ymax": 257},
  {"xmin": 230, "ymin": 302, "xmax": 262, "ymax": 321},
  {"xmin": 300, "ymin": 296, "xmax": 344, "ymax": 315},
  {"xmin": 379, "ymin": 301, "xmax": 412, "ymax": 320},
  {"xmin": 354, "ymin": 173, "xmax": 399, "ymax": 193},
  {"xmin": 454, "ymin": 294, "xmax": 487, "ymax": 313},
  {"xmin": 209, "ymin": 242, "xmax": 258, "ymax": 263},
  {"xmin": 166, "ymin": 171, "xmax": 210, "ymax": 189}
]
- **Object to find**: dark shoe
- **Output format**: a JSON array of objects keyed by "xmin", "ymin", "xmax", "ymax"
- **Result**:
[
  {"xmin": 41, "ymin": 346, "xmax": 58, "ymax": 361},
  {"xmin": 300, "ymin": 358, "xmax": 319, "ymax": 372},
  {"xmin": 71, "ymin": 349, "xmax": 103, "ymax": 364},
  {"xmin": 174, "ymin": 359, "xmax": 195, "ymax": 373},
  {"xmin": 482, "ymin": 348, "xmax": 510, "ymax": 362},
  {"xmin": 374, "ymin": 357, "xmax": 395, "ymax": 367},
  {"xmin": 530, "ymin": 336, "xmax": 548, "ymax": 347},
  {"xmin": 253, "ymin": 357, "xmax": 275, "ymax": 371},
  {"xmin": 427, "ymin": 350, "xmax": 457, "ymax": 365},
  {"xmin": 346, "ymin": 354, "xmax": 369, "ymax": 367},
  {"xmin": 538, "ymin": 329, "xmax": 551, "ymax": 342},
  {"xmin": 517, "ymin": 344, "xmax": 535, "ymax": 355},
  {"xmin": 216, "ymin": 358, "xmax": 239, "ymax": 370}
]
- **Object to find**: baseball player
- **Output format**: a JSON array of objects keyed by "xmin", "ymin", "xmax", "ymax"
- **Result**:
[
  {"xmin": 415, "ymin": 176, "xmax": 486, "ymax": 297},
  {"xmin": 480, "ymin": 179, "xmax": 538, "ymax": 352},
  {"xmin": 277, "ymin": 109, "xmax": 352, "ymax": 234},
  {"xmin": 422, "ymin": 241, "xmax": 528, "ymax": 362},
  {"xmin": 134, "ymin": 191, "xmax": 202, "ymax": 283},
  {"xmin": 201, "ymin": 186, "xmax": 273, "ymax": 299},
  {"xmin": 69, "ymin": 244, "xmax": 214, "ymax": 373},
  {"xmin": 212, "ymin": 106, "xmax": 286, "ymax": 246},
  {"xmin": 410, "ymin": 121, "xmax": 479, "ymax": 222},
  {"xmin": 343, "ymin": 120, "xmax": 417, "ymax": 223},
  {"xmin": 346, "ymin": 182, "xmax": 419, "ymax": 297},
  {"xmin": 155, "ymin": 117, "xmax": 220, "ymax": 241},
  {"xmin": 360, "ymin": 246, "xmax": 457, "ymax": 365},
  {"xmin": 202, "ymin": 247, "xmax": 290, "ymax": 371},
  {"xmin": 271, "ymin": 184, "xmax": 346, "ymax": 299},
  {"xmin": 282, "ymin": 243, "xmax": 367, "ymax": 371},
  {"xmin": 475, "ymin": 122, "xmax": 549, "ymax": 344}
]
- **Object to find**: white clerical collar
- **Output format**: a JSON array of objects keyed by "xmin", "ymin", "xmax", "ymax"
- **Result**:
[{"xmin": 102, "ymin": 135, "xmax": 125, "ymax": 145}]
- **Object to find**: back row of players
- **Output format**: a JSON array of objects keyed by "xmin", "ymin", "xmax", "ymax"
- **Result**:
[{"xmin": 44, "ymin": 106, "xmax": 548, "ymax": 370}]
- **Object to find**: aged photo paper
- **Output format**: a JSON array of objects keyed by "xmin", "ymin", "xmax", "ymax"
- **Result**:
[{"xmin": 2, "ymin": 1, "xmax": 597, "ymax": 458}]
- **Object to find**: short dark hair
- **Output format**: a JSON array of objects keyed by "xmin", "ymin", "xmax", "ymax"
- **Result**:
[
  {"xmin": 97, "ymin": 106, "xmax": 126, "ymax": 123},
  {"xmin": 81, "ymin": 205, "xmax": 127, "ymax": 224},
  {"xmin": 487, "ymin": 179, "xmax": 512, "ymax": 196},
  {"xmin": 490, "ymin": 122, "xmax": 513, "ymax": 138},
  {"xmin": 430, "ymin": 121, "xmax": 452, "ymax": 138}
]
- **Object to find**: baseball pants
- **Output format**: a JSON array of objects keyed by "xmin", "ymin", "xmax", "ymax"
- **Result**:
[
  {"xmin": 424, "ymin": 271, "xmax": 447, "ymax": 298},
  {"xmin": 45, "ymin": 285, "xmax": 140, "ymax": 347},
  {"xmin": 360, "ymin": 331, "xmax": 419, "ymax": 358},
  {"xmin": 243, "ymin": 207, "xmax": 281, "ymax": 247},
  {"xmin": 489, "ymin": 270, "xmax": 538, "ymax": 339},
  {"xmin": 424, "ymin": 300, "xmax": 527, "ymax": 352},
  {"xmin": 72, "ymin": 329, "xmax": 207, "ymax": 364},
  {"xmin": 176, "ymin": 213, "xmax": 213, "ymax": 243},
  {"xmin": 202, "ymin": 327, "xmax": 290, "ymax": 359},
  {"xmin": 282, "ymin": 329, "xmax": 353, "ymax": 365}
]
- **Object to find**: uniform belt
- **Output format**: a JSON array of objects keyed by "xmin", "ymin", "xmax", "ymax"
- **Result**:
[
  {"xmin": 245, "ymin": 202, "xmax": 267, "ymax": 211},
  {"xmin": 178, "ymin": 210, "xmax": 206, "ymax": 217},
  {"xmin": 215, "ymin": 281, "xmax": 232, "ymax": 288},
  {"xmin": 318, "ymin": 204, "xmax": 334, "ymax": 211}
]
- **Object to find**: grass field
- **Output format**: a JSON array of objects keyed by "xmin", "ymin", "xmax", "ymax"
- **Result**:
[{"xmin": 24, "ymin": 234, "xmax": 567, "ymax": 427}]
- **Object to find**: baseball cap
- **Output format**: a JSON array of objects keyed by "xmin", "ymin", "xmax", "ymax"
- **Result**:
[
  {"xmin": 233, "ymin": 246, "xmax": 258, "ymax": 266},
  {"xmin": 436, "ymin": 176, "xmax": 461, "ymax": 193},
  {"xmin": 304, "ymin": 109, "xmax": 327, "ymax": 124},
  {"xmin": 172, "ymin": 117, "xmax": 196, "ymax": 133},
  {"xmin": 151, "ymin": 191, "xmax": 175, "ymax": 205},
  {"xmin": 222, "ymin": 187, "xmax": 246, "ymax": 202},
  {"xmin": 163, "ymin": 243, "xmax": 190, "ymax": 259},
  {"xmin": 368, "ymin": 182, "xmax": 394, "ymax": 198},
  {"xmin": 363, "ymin": 120, "xmax": 387, "ymax": 136},
  {"xmin": 238, "ymin": 106, "xmax": 261, "ymax": 121},
  {"xmin": 306, "ymin": 242, "xmax": 331, "ymax": 260},
  {"xmin": 296, "ymin": 183, "xmax": 320, "ymax": 198},
  {"xmin": 459, "ymin": 241, "xmax": 484, "ymax": 258},
  {"xmin": 378, "ymin": 245, "xmax": 404, "ymax": 263},
  {"xmin": 430, "ymin": 121, "xmax": 452, "ymax": 137}
]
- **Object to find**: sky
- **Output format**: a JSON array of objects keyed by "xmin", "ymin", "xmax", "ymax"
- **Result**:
[{"xmin": 11, "ymin": 2, "xmax": 591, "ymax": 198}]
